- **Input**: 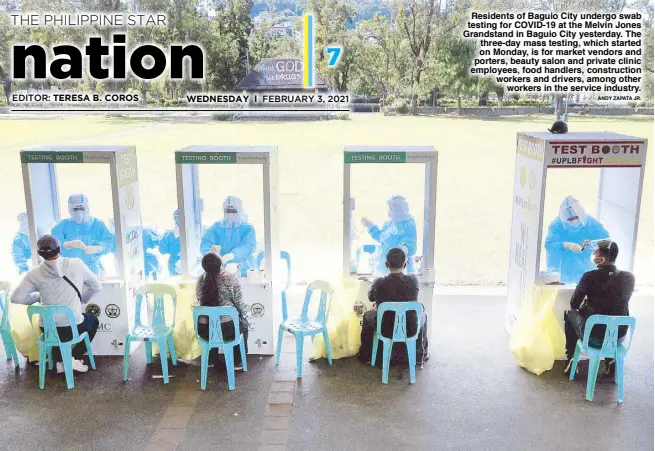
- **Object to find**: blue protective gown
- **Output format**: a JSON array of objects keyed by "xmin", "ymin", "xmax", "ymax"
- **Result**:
[
  {"xmin": 200, "ymin": 220, "xmax": 256, "ymax": 277},
  {"xmin": 51, "ymin": 218, "xmax": 115, "ymax": 274},
  {"xmin": 11, "ymin": 232, "xmax": 31, "ymax": 274},
  {"xmin": 159, "ymin": 231, "xmax": 181, "ymax": 276},
  {"xmin": 367, "ymin": 218, "xmax": 418, "ymax": 275},
  {"xmin": 544, "ymin": 215, "xmax": 609, "ymax": 284},
  {"xmin": 142, "ymin": 228, "xmax": 160, "ymax": 278}
]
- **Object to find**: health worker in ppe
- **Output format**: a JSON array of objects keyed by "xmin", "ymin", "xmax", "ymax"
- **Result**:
[
  {"xmin": 200, "ymin": 196, "xmax": 256, "ymax": 277},
  {"xmin": 159, "ymin": 210, "xmax": 181, "ymax": 276},
  {"xmin": 361, "ymin": 195, "xmax": 417, "ymax": 276},
  {"xmin": 544, "ymin": 196, "xmax": 610, "ymax": 284},
  {"xmin": 12, "ymin": 212, "xmax": 31, "ymax": 274},
  {"xmin": 51, "ymin": 194, "xmax": 116, "ymax": 275},
  {"xmin": 142, "ymin": 227, "xmax": 160, "ymax": 279}
]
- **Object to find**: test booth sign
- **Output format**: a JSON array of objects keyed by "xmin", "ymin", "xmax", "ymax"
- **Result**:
[
  {"xmin": 507, "ymin": 132, "xmax": 648, "ymax": 331},
  {"xmin": 21, "ymin": 145, "xmax": 145, "ymax": 356}
]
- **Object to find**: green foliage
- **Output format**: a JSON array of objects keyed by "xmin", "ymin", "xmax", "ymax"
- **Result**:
[{"xmin": 212, "ymin": 112, "xmax": 234, "ymax": 121}]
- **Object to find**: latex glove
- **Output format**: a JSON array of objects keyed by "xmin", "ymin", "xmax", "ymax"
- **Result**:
[
  {"xmin": 211, "ymin": 245, "xmax": 221, "ymax": 255},
  {"xmin": 84, "ymin": 245, "xmax": 103, "ymax": 254},
  {"xmin": 361, "ymin": 217, "xmax": 373, "ymax": 229},
  {"xmin": 224, "ymin": 263, "xmax": 239, "ymax": 274},
  {"xmin": 64, "ymin": 240, "xmax": 86, "ymax": 249},
  {"xmin": 222, "ymin": 253, "xmax": 235, "ymax": 263},
  {"xmin": 400, "ymin": 245, "xmax": 409, "ymax": 255},
  {"xmin": 563, "ymin": 242, "xmax": 582, "ymax": 253}
]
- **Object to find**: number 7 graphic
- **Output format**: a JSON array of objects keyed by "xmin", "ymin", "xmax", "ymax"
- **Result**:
[{"xmin": 326, "ymin": 46, "xmax": 343, "ymax": 67}]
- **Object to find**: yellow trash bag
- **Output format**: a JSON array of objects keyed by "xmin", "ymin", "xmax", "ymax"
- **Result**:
[
  {"xmin": 311, "ymin": 279, "xmax": 372, "ymax": 360},
  {"xmin": 151, "ymin": 280, "xmax": 201, "ymax": 361},
  {"xmin": 510, "ymin": 286, "xmax": 566, "ymax": 375},
  {"xmin": 11, "ymin": 303, "xmax": 41, "ymax": 361}
]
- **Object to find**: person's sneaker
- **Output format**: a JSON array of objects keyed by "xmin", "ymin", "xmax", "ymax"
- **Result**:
[
  {"xmin": 56, "ymin": 359, "xmax": 89, "ymax": 374},
  {"xmin": 234, "ymin": 364, "xmax": 243, "ymax": 371}
]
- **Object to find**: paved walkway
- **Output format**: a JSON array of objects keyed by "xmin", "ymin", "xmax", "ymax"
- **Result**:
[{"xmin": 0, "ymin": 294, "xmax": 651, "ymax": 451}]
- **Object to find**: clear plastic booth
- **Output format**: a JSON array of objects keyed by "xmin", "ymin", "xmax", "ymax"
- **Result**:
[
  {"xmin": 507, "ymin": 132, "xmax": 648, "ymax": 332},
  {"xmin": 175, "ymin": 145, "xmax": 281, "ymax": 355},
  {"xmin": 21, "ymin": 145, "xmax": 145, "ymax": 356},
  {"xmin": 343, "ymin": 146, "xmax": 438, "ymax": 329}
]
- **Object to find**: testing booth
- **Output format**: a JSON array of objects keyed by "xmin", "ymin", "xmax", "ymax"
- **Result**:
[
  {"xmin": 175, "ymin": 146, "xmax": 281, "ymax": 355},
  {"xmin": 507, "ymin": 132, "xmax": 648, "ymax": 337},
  {"xmin": 342, "ymin": 146, "xmax": 438, "ymax": 331},
  {"xmin": 20, "ymin": 145, "xmax": 145, "ymax": 356}
]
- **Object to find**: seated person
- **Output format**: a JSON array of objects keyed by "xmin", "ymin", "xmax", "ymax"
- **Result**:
[
  {"xmin": 358, "ymin": 247, "xmax": 429, "ymax": 366},
  {"xmin": 195, "ymin": 251, "xmax": 249, "ymax": 370},
  {"xmin": 564, "ymin": 241, "xmax": 635, "ymax": 378},
  {"xmin": 11, "ymin": 235, "xmax": 101, "ymax": 373}
]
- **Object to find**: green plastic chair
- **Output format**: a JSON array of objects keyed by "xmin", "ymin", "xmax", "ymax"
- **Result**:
[
  {"xmin": 0, "ymin": 282, "xmax": 19, "ymax": 367},
  {"xmin": 275, "ymin": 280, "xmax": 333, "ymax": 378},
  {"xmin": 193, "ymin": 306, "xmax": 248, "ymax": 391},
  {"xmin": 569, "ymin": 314, "xmax": 636, "ymax": 403},
  {"xmin": 372, "ymin": 301, "xmax": 424, "ymax": 385},
  {"xmin": 27, "ymin": 304, "xmax": 97, "ymax": 389},
  {"xmin": 123, "ymin": 283, "xmax": 178, "ymax": 384}
]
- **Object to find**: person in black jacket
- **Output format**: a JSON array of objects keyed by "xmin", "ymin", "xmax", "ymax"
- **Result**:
[
  {"xmin": 564, "ymin": 241, "xmax": 635, "ymax": 378},
  {"xmin": 358, "ymin": 248, "xmax": 429, "ymax": 366}
]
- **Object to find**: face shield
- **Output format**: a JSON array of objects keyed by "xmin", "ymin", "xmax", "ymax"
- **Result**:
[
  {"xmin": 223, "ymin": 196, "xmax": 246, "ymax": 228},
  {"xmin": 387, "ymin": 196, "xmax": 411, "ymax": 222},
  {"xmin": 559, "ymin": 196, "xmax": 587, "ymax": 229},
  {"xmin": 68, "ymin": 194, "xmax": 90, "ymax": 224},
  {"xmin": 17, "ymin": 213, "xmax": 29, "ymax": 235}
]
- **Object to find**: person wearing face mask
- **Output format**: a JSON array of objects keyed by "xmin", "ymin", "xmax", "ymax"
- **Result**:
[
  {"xmin": 564, "ymin": 241, "xmax": 635, "ymax": 378},
  {"xmin": 544, "ymin": 196, "xmax": 609, "ymax": 284},
  {"xmin": 51, "ymin": 194, "xmax": 116, "ymax": 275},
  {"xmin": 12, "ymin": 212, "xmax": 32, "ymax": 275},
  {"xmin": 200, "ymin": 196, "xmax": 256, "ymax": 277},
  {"xmin": 142, "ymin": 227, "xmax": 160, "ymax": 279},
  {"xmin": 361, "ymin": 195, "xmax": 417, "ymax": 276},
  {"xmin": 11, "ymin": 235, "xmax": 101, "ymax": 373},
  {"xmin": 159, "ymin": 210, "xmax": 182, "ymax": 276}
]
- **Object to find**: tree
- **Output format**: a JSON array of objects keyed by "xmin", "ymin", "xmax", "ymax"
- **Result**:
[{"xmin": 434, "ymin": 36, "xmax": 477, "ymax": 114}]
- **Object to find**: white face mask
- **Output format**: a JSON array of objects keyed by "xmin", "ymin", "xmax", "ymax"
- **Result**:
[
  {"xmin": 225, "ymin": 212, "xmax": 239, "ymax": 225},
  {"xmin": 71, "ymin": 210, "xmax": 86, "ymax": 224},
  {"xmin": 590, "ymin": 254, "xmax": 605, "ymax": 265}
]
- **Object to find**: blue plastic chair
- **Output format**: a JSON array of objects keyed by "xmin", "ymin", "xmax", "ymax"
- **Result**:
[
  {"xmin": 27, "ymin": 304, "xmax": 97, "ymax": 389},
  {"xmin": 123, "ymin": 283, "xmax": 178, "ymax": 384},
  {"xmin": 569, "ymin": 314, "xmax": 636, "ymax": 403},
  {"xmin": 0, "ymin": 282, "xmax": 19, "ymax": 367},
  {"xmin": 193, "ymin": 306, "xmax": 248, "ymax": 391},
  {"xmin": 275, "ymin": 280, "xmax": 333, "ymax": 378},
  {"xmin": 372, "ymin": 301, "xmax": 424, "ymax": 385},
  {"xmin": 256, "ymin": 250, "xmax": 291, "ymax": 319}
]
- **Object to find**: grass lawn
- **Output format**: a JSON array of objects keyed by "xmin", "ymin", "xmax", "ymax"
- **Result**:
[{"xmin": 0, "ymin": 113, "xmax": 652, "ymax": 285}]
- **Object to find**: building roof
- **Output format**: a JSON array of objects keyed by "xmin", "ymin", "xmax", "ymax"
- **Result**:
[{"xmin": 235, "ymin": 58, "xmax": 328, "ymax": 91}]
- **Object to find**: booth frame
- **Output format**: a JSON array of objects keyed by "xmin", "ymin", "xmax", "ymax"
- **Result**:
[
  {"xmin": 342, "ymin": 145, "xmax": 438, "ymax": 326},
  {"xmin": 20, "ymin": 144, "xmax": 145, "ymax": 356},
  {"xmin": 174, "ymin": 145, "xmax": 281, "ymax": 355},
  {"xmin": 506, "ymin": 131, "xmax": 648, "ymax": 331}
]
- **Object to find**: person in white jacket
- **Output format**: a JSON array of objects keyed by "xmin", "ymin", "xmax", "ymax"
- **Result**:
[{"xmin": 11, "ymin": 235, "xmax": 101, "ymax": 373}]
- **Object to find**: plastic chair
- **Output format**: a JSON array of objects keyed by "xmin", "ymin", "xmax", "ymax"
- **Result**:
[
  {"xmin": 371, "ymin": 301, "xmax": 424, "ymax": 385},
  {"xmin": 193, "ymin": 306, "xmax": 248, "ymax": 390},
  {"xmin": 569, "ymin": 314, "xmax": 635, "ymax": 403},
  {"xmin": 256, "ymin": 250, "xmax": 291, "ymax": 319},
  {"xmin": 0, "ymin": 282, "xmax": 19, "ymax": 367},
  {"xmin": 123, "ymin": 283, "xmax": 178, "ymax": 384},
  {"xmin": 275, "ymin": 280, "xmax": 333, "ymax": 378},
  {"xmin": 27, "ymin": 305, "xmax": 97, "ymax": 389}
]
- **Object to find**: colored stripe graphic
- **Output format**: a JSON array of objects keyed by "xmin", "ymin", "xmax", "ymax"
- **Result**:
[{"xmin": 303, "ymin": 14, "xmax": 314, "ymax": 88}]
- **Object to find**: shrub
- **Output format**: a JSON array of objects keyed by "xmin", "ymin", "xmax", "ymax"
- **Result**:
[
  {"xmin": 389, "ymin": 98, "xmax": 409, "ymax": 114},
  {"xmin": 336, "ymin": 112, "xmax": 350, "ymax": 120},
  {"xmin": 212, "ymin": 112, "xmax": 233, "ymax": 121}
]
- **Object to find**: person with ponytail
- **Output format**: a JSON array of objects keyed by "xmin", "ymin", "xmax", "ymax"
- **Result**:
[{"xmin": 196, "ymin": 251, "xmax": 249, "ymax": 369}]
